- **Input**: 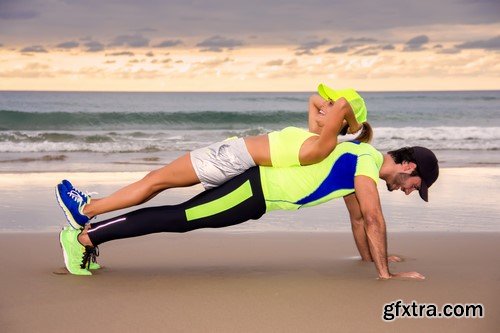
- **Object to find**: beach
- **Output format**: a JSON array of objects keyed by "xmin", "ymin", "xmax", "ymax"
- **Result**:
[
  {"xmin": 0, "ymin": 168, "xmax": 499, "ymax": 332},
  {"xmin": 1, "ymin": 231, "xmax": 498, "ymax": 332},
  {"xmin": 1, "ymin": 91, "xmax": 499, "ymax": 332},
  {"xmin": 1, "ymin": 0, "xmax": 500, "ymax": 327}
]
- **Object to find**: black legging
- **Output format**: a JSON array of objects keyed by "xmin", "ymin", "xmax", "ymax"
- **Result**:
[{"xmin": 87, "ymin": 167, "xmax": 266, "ymax": 246}]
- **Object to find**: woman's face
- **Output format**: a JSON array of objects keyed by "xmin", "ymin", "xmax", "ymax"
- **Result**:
[{"xmin": 319, "ymin": 99, "xmax": 335, "ymax": 114}]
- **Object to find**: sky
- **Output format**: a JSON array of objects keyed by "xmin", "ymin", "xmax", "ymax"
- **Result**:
[{"xmin": 0, "ymin": 0, "xmax": 499, "ymax": 91}]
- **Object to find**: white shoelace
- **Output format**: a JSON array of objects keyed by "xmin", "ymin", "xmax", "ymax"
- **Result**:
[
  {"xmin": 72, "ymin": 188, "xmax": 98, "ymax": 199},
  {"xmin": 67, "ymin": 189, "xmax": 84, "ymax": 204}
]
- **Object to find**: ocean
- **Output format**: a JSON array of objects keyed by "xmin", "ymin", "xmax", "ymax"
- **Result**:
[
  {"xmin": 1, "ymin": 90, "xmax": 500, "ymax": 171},
  {"xmin": 1, "ymin": 90, "xmax": 499, "ymax": 232}
]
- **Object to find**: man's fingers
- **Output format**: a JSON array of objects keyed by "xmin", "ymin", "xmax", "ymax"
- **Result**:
[
  {"xmin": 391, "ymin": 271, "xmax": 426, "ymax": 280},
  {"xmin": 388, "ymin": 255, "xmax": 403, "ymax": 263},
  {"xmin": 406, "ymin": 271, "xmax": 425, "ymax": 280}
]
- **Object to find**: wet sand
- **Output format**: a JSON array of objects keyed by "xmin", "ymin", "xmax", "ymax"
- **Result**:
[{"xmin": 2, "ymin": 168, "xmax": 500, "ymax": 233}]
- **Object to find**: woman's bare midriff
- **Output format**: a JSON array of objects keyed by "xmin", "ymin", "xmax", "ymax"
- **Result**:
[{"xmin": 244, "ymin": 135, "xmax": 272, "ymax": 166}]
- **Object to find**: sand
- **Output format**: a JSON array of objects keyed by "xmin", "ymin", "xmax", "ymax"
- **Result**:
[
  {"xmin": 0, "ymin": 231, "xmax": 498, "ymax": 332},
  {"xmin": 1, "ymin": 168, "xmax": 499, "ymax": 332}
]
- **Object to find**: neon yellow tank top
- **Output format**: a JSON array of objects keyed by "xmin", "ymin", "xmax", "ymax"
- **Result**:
[{"xmin": 268, "ymin": 127, "xmax": 318, "ymax": 167}]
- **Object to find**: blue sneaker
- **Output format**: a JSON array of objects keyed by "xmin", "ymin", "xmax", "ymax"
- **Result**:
[
  {"xmin": 56, "ymin": 183, "xmax": 90, "ymax": 229},
  {"xmin": 61, "ymin": 179, "xmax": 91, "ymax": 201},
  {"xmin": 60, "ymin": 179, "xmax": 98, "ymax": 220}
]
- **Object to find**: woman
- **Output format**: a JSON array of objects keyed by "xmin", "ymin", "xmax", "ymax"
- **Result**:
[{"xmin": 56, "ymin": 84, "xmax": 372, "ymax": 229}]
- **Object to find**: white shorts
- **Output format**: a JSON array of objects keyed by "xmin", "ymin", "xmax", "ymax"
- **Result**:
[{"xmin": 190, "ymin": 138, "xmax": 256, "ymax": 189}]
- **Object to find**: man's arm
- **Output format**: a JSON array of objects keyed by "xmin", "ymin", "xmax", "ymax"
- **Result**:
[
  {"xmin": 354, "ymin": 176, "xmax": 425, "ymax": 280},
  {"xmin": 343, "ymin": 193, "xmax": 373, "ymax": 262},
  {"xmin": 344, "ymin": 193, "xmax": 403, "ymax": 263}
]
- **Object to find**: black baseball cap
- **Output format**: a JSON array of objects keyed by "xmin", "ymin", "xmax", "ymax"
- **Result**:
[{"xmin": 412, "ymin": 146, "xmax": 439, "ymax": 202}]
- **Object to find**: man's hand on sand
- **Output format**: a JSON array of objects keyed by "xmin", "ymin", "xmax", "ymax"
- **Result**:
[
  {"xmin": 388, "ymin": 255, "xmax": 403, "ymax": 263},
  {"xmin": 381, "ymin": 271, "xmax": 426, "ymax": 280}
]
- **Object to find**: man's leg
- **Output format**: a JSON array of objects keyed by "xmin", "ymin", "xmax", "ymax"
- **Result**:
[{"xmin": 82, "ymin": 167, "xmax": 266, "ymax": 247}]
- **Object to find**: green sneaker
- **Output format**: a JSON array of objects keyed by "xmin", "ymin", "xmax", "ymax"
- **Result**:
[
  {"xmin": 84, "ymin": 246, "xmax": 101, "ymax": 270},
  {"xmin": 88, "ymin": 261, "xmax": 101, "ymax": 270},
  {"xmin": 59, "ymin": 228, "xmax": 92, "ymax": 276}
]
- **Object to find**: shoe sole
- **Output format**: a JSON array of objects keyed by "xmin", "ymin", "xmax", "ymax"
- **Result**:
[
  {"xmin": 59, "ymin": 230, "xmax": 72, "ymax": 273},
  {"xmin": 59, "ymin": 230, "xmax": 91, "ymax": 276},
  {"xmin": 55, "ymin": 185, "xmax": 83, "ymax": 230}
]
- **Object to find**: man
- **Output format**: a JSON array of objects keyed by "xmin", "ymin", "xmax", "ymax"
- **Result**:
[{"xmin": 59, "ymin": 141, "xmax": 439, "ymax": 279}]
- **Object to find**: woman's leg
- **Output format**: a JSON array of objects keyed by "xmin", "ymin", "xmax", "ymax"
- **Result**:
[{"xmin": 82, "ymin": 153, "xmax": 199, "ymax": 218}]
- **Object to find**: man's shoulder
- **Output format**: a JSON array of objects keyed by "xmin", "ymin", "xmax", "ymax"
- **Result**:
[
  {"xmin": 335, "ymin": 141, "xmax": 383, "ymax": 183},
  {"xmin": 337, "ymin": 141, "xmax": 380, "ymax": 155}
]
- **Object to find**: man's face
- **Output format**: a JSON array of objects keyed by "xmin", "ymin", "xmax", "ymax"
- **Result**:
[{"xmin": 386, "ymin": 173, "xmax": 422, "ymax": 196}]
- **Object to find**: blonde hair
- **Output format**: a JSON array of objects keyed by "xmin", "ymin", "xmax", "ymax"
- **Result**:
[{"xmin": 354, "ymin": 122, "xmax": 373, "ymax": 143}]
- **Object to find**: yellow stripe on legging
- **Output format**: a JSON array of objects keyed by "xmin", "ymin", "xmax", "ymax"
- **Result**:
[{"xmin": 185, "ymin": 180, "xmax": 253, "ymax": 221}]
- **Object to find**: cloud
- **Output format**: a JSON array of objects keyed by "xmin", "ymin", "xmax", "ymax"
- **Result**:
[
  {"xmin": 325, "ymin": 36, "xmax": 394, "ymax": 55},
  {"xmin": 326, "ymin": 45, "xmax": 349, "ymax": 53},
  {"xmin": 186, "ymin": 57, "xmax": 233, "ymax": 75},
  {"xmin": 77, "ymin": 67, "xmax": 107, "ymax": 77},
  {"xmin": 0, "ymin": 0, "xmax": 39, "ymax": 20},
  {"xmin": 1, "ymin": 0, "xmax": 499, "ymax": 47},
  {"xmin": 84, "ymin": 41, "xmax": 104, "ymax": 52},
  {"xmin": 455, "ymin": 35, "xmax": 500, "ymax": 50},
  {"xmin": 436, "ymin": 48, "xmax": 461, "ymax": 54},
  {"xmin": 295, "ymin": 38, "xmax": 329, "ymax": 56},
  {"xmin": 196, "ymin": 57, "xmax": 233, "ymax": 68},
  {"xmin": 117, "ymin": 69, "xmax": 162, "ymax": 80},
  {"xmin": 265, "ymin": 59, "xmax": 284, "ymax": 66},
  {"xmin": 404, "ymin": 35, "xmax": 429, "ymax": 51},
  {"xmin": 20, "ymin": 45, "xmax": 47, "ymax": 53},
  {"xmin": 0, "ymin": 43, "xmax": 3, "ymax": 47},
  {"xmin": 154, "ymin": 39, "xmax": 183, "ymax": 48},
  {"xmin": 352, "ymin": 44, "xmax": 397, "ymax": 55},
  {"xmin": 109, "ymin": 34, "xmax": 149, "ymax": 48},
  {"xmin": 56, "ymin": 41, "xmax": 79, "ymax": 49},
  {"xmin": 432, "ymin": 44, "xmax": 461, "ymax": 54},
  {"xmin": 134, "ymin": 28, "xmax": 157, "ymax": 33},
  {"xmin": 196, "ymin": 36, "xmax": 244, "ymax": 52},
  {"xmin": 106, "ymin": 51, "xmax": 135, "ymax": 56},
  {"xmin": 342, "ymin": 37, "xmax": 378, "ymax": 44},
  {"xmin": 0, "ymin": 62, "xmax": 53, "ymax": 78},
  {"xmin": 351, "ymin": 46, "xmax": 381, "ymax": 56}
]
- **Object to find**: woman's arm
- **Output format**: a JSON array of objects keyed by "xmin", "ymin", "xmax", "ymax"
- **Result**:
[
  {"xmin": 300, "ymin": 97, "xmax": 356, "ymax": 164},
  {"xmin": 308, "ymin": 94, "xmax": 361, "ymax": 135},
  {"xmin": 308, "ymin": 94, "xmax": 327, "ymax": 134}
]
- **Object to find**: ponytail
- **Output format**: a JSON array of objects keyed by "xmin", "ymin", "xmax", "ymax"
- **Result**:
[{"xmin": 354, "ymin": 121, "xmax": 373, "ymax": 143}]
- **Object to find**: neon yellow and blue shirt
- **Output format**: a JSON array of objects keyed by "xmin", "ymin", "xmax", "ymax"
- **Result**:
[{"xmin": 259, "ymin": 141, "xmax": 383, "ymax": 212}]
